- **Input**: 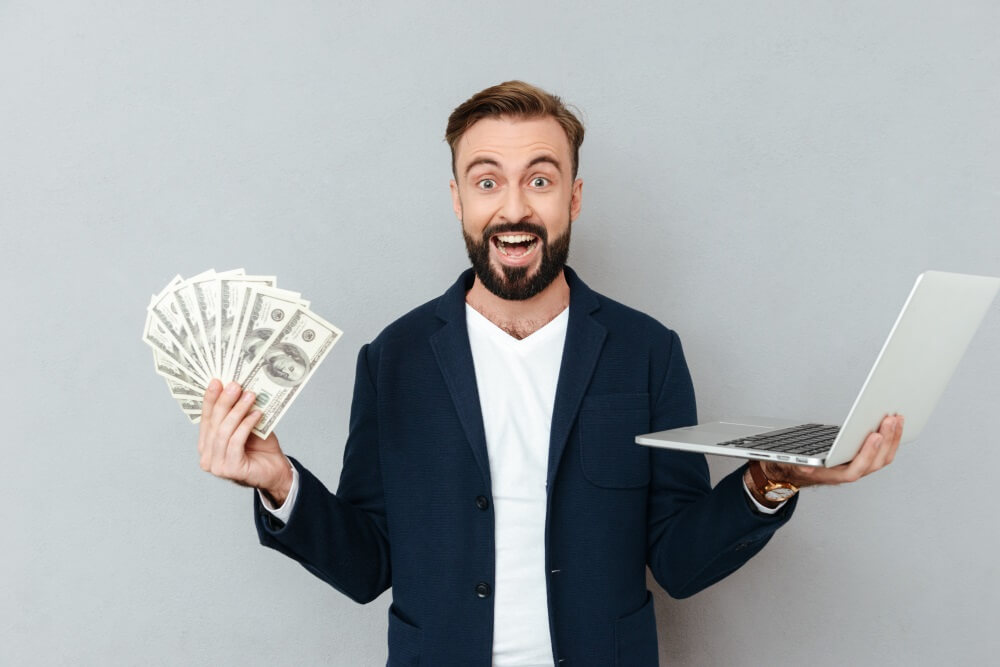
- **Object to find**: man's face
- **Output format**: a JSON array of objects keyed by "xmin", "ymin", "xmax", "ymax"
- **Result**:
[{"xmin": 450, "ymin": 116, "xmax": 583, "ymax": 301}]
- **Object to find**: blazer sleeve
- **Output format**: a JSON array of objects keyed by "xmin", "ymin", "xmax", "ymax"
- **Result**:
[
  {"xmin": 645, "ymin": 330, "xmax": 797, "ymax": 599},
  {"xmin": 254, "ymin": 343, "xmax": 391, "ymax": 604}
]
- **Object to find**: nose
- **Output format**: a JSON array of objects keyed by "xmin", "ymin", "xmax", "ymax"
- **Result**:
[{"xmin": 498, "ymin": 185, "xmax": 532, "ymax": 222}]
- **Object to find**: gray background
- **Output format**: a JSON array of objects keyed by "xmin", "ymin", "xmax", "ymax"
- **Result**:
[{"xmin": 4, "ymin": 1, "xmax": 998, "ymax": 665}]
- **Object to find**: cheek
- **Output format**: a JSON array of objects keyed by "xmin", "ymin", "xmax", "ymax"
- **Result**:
[
  {"xmin": 460, "ymin": 199, "xmax": 496, "ymax": 228},
  {"xmin": 533, "ymin": 189, "xmax": 572, "ymax": 215}
]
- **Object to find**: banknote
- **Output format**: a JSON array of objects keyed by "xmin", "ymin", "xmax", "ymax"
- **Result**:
[
  {"xmin": 192, "ymin": 274, "xmax": 221, "ymax": 377},
  {"xmin": 240, "ymin": 306, "xmax": 342, "ymax": 438},
  {"xmin": 229, "ymin": 286, "xmax": 307, "ymax": 384},
  {"xmin": 144, "ymin": 270, "xmax": 339, "ymax": 432},
  {"xmin": 153, "ymin": 349, "xmax": 206, "ymax": 390},
  {"xmin": 147, "ymin": 276, "xmax": 208, "ymax": 382},
  {"xmin": 164, "ymin": 376, "xmax": 203, "ymax": 400},
  {"xmin": 197, "ymin": 268, "xmax": 246, "ymax": 377},
  {"xmin": 172, "ymin": 271, "xmax": 217, "ymax": 378},
  {"xmin": 176, "ymin": 397, "xmax": 204, "ymax": 423},
  {"xmin": 224, "ymin": 284, "xmax": 309, "ymax": 380},
  {"xmin": 144, "ymin": 308, "xmax": 210, "ymax": 385},
  {"xmin": 218, "ymin": 274, "xmax": 275, "ymax": 383}
]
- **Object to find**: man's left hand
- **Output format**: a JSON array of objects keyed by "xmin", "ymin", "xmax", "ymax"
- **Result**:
[{"xmin": 763, "ymin": 414, "xmax": 904, "ymax": 488}]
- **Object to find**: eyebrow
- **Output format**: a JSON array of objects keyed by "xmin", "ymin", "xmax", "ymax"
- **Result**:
[
  {"xmin": 464, "ymin": 157, "xmax": 499, "ymax": 177},
  {"xmin": 526, "ymin": 155, "xmax": 562, "ymax": 172},
  {"xmin": 464, "ymin": 155, "xmax": 563, "ymax": 177}
]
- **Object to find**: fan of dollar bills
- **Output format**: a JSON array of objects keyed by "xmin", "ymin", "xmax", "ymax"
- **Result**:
[{"xmin": 143, "ymin": 269, "xmax": 342, "ymax": 438}]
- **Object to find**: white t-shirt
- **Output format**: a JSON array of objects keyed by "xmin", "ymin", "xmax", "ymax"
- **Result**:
[{"xmin": 466, "ymin": 303, "xmax": 569, "ymax": 667}]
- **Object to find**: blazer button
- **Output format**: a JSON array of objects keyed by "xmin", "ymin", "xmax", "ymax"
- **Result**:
[
  {"xmin": 475, "ymin": 495, "xmax": 489, "ymax": 510},
  {"xmin": 475, "ymin": 582, "xmax": 492, "ymax": 598}
]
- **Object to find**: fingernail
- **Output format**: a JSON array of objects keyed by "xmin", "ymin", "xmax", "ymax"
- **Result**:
[
  {"xmin": 225, "ymin": 382, "xmax": 240, "ymax": 395},
  {"xmin": 207, "ymin": 379, "xmax": 221, "ymax": 392},
  {"xmin": 241, "ymin": 391, "xmax": 255, "ymax": 403}
]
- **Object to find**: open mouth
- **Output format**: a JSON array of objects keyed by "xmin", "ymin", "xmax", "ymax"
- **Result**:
[{"xmin": 491, "ymin": 232, "xmax": 540, "ymax": 260}]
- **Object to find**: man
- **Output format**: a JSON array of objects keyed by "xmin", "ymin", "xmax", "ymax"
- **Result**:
[{"xmin": 197, "ymin": 81, "xmax": 902, "ymax": 666}]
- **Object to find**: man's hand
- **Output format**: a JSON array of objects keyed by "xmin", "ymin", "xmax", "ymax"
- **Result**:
[
  {"xmin": 763, "ymin": 414, "xmax": 904, "ymax": 488},
  {"xmin": 197, "ymin": 379, "xmax": 293, "ymax": 506}
]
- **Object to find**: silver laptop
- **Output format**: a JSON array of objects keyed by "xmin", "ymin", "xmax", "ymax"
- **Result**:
[{"xmin": 636, "ymin": 271, "xmax": 1000, "ymax": 467}]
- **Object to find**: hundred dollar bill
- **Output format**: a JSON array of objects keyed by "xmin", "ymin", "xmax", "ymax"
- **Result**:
[
  {"xmin": 176, "ymin": 396, "xmax": 203, "ymax": 424},
  {"xmin": 147, "ymin": 276, "xmax": 210, "ymax": 382},
  {"xmin": 218, "ymin": 274, "xmax": 276, "ymax": 382},
  {"xmin": 193, "ymin": 268, "xmax": 245, "ymax": 378},
  {"xmin": 146, "ymin": 269, "xmax": 340, "ymax": 430},
  {"xmin": 165, "ymin": 376, "xmax": 203, "ymax": 400},
  {"xmin": 171, "ymin": 270, "xmax": 216, "ymax": 378},
  {"xmin": 223, "ymin": 283, "xmax": 280, "ymax": 381},
  {"xmin": 153, "ymin": 349, "xmax": 206, "ymax": 390},
  {"xmin": 192, "ymin": 274, "xmax": 222, "ymax": 377},
  {"xmin": 175, "ymin": 397, "xmax": 203, "ymax": 412},
  {"xmin": 223, "ymin": 284, "xmax": 309, "ymax": 382},
  {"xmin": 144, "ymin": 308, "xmax": 211, "ymax": 385},
  {"xmin": 241, "ymin": 306, "xmax": 342, "ymax": 438},
  {"xmin": 228, "ymin": 286, "xmax": 305, "ymax": 383}
]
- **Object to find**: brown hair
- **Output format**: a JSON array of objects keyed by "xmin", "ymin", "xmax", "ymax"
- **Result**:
[{"xmin": 445, "ymin": 80, "xmax": 585, "ymax": 178}]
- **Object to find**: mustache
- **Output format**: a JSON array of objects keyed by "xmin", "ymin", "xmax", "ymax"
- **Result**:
[{"xmin": 480, "ymin": 221, "xmax": 548, "ymax": 244}]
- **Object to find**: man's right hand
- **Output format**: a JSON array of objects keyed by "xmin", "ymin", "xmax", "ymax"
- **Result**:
[{"xmin": 198, "ymin": 379, "xmax": 293, "ymax": 506}]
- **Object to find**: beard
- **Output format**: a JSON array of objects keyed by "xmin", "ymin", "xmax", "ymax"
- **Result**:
[{"xmin": 462, "ymin": 217, "xmax": 571, "ymax": 301}]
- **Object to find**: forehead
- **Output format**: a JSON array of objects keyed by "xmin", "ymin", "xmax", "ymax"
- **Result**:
[{"xmin": 455, "ymin": 116, "xmax": 571, "ymax": 171}]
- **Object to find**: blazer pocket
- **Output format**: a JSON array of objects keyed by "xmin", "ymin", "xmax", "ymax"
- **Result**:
[
  {"xmin": 387, "ymin": 604, "xmax": 422, "ymax": 666},
  {"xmin": 614, "ymin": 590, "xmax": 659, "ymax": 666},
  {"xmin": 580, "ymin": 392, "xmax": 651, "ymax": 489}
]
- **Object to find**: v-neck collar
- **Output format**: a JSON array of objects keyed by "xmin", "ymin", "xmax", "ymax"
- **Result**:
[{"xmin": 464, "ymin": 302, "xmax": 569, "ymax": 349}]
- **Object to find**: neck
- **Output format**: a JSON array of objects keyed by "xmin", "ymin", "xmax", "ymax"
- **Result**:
[{"xmin": 466, "ymin": 270, "xmax": 570, "ymax": 339}]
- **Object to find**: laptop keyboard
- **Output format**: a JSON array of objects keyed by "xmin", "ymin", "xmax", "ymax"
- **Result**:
[{"xmin": 719, "ymin": 423, "xmax": 840, "ymax": 457}]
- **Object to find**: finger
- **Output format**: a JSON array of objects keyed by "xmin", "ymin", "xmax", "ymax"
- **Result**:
[
  {"xmin": 869, "ymin": 416, "xmax": 898, "ymax": 470},
  {"xmin": 211, "ymin": 381, "xmax": 244, "ymax": 426},
  {"xmin": 829, "ymin": 431, "xmax": 883, "ymax": 484},
  {"xmin": 205, "ymin": 381, "xmax": 241, "ymax": 471},
  {"xmin": 210, "ymin": 390, "xmax": 257, "ymax": 476},
  {"xmin": 885, "ymin": 412, "xmax": 902, "ymax": 444},
  {"xmin": 201, "ymin": 378, "xmax": 223, "ymax": 420},
  {"xmin": 883, "ymin": 415, "xmax": 904, "ymax": 466},
  {"xmin": 227, "ymin": 409, "xmax": 263, "ymax": 469},
  {"xmin": 877, "ymin": 414, "xmax": 897, "ymax": 441},
  {"xmin": 198, "ymin": 379, "xmax": 223, "ymax": 460},
  {"xmin": 877, "ymin": 415, "xmax": 904, "ymax": 463}
]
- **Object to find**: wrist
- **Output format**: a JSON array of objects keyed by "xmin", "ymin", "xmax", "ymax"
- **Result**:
[
  {"xmin": 260, "ymin": 463, "xmax": 294, "ymax": 508},
  {"xmin": 743, "ymin": 465, "xmax": 783, "ymax": 509},
  {"xmin": 745, "ymin": 460, "xmax": 798, "ymax": 507},
  {"xmin": 759, "ymin": 460, "xmax": 795, "ymax": 486}
]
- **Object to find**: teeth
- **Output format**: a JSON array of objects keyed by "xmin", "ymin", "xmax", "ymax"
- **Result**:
[
  {"xmin": 495, "ymin": 234, "xmax": 539, "ymax": 257},
  {"xmin": 496, "ymin": 233, "xmax": 535, "ymax": 243}
]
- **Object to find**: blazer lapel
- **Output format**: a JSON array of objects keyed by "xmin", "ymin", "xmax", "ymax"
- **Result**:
[
  {"xmin": 428, "ymin": 267, "xmax": 607, "ymax": 491},
  {"xmin": 547, "ymin": 267, "xmax": 607, "ymax": 488},
  {"xmin": 429, "ymin": 270, "xmax": 492, "ymax": 489}
]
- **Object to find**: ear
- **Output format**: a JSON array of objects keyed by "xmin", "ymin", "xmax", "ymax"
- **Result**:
[
  {"xmin": 449, "ymin": 179, "xmax": 462, "ymax": 221},
  {"xmin": 569, "ymin": 177, "xmax": 583, "ymax": 222}
]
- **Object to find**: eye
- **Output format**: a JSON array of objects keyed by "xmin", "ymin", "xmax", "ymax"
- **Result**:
[
  {"xmin": 530, "ymin": 177, "xmax": 550, "ymax": 188},
  {"xmin": 477, "ymin": 178, "xmax": 497, "ymax": 190}
]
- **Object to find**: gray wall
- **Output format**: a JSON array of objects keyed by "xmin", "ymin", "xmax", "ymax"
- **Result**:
[{"xmin": 4, "ymin": 1, "xmax": 998, "ymax": 665}]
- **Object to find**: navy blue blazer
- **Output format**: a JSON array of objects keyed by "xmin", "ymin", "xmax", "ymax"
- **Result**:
[{"xmin": 255, "ymin": 267, "xmax": 795, "ymax": 666}]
